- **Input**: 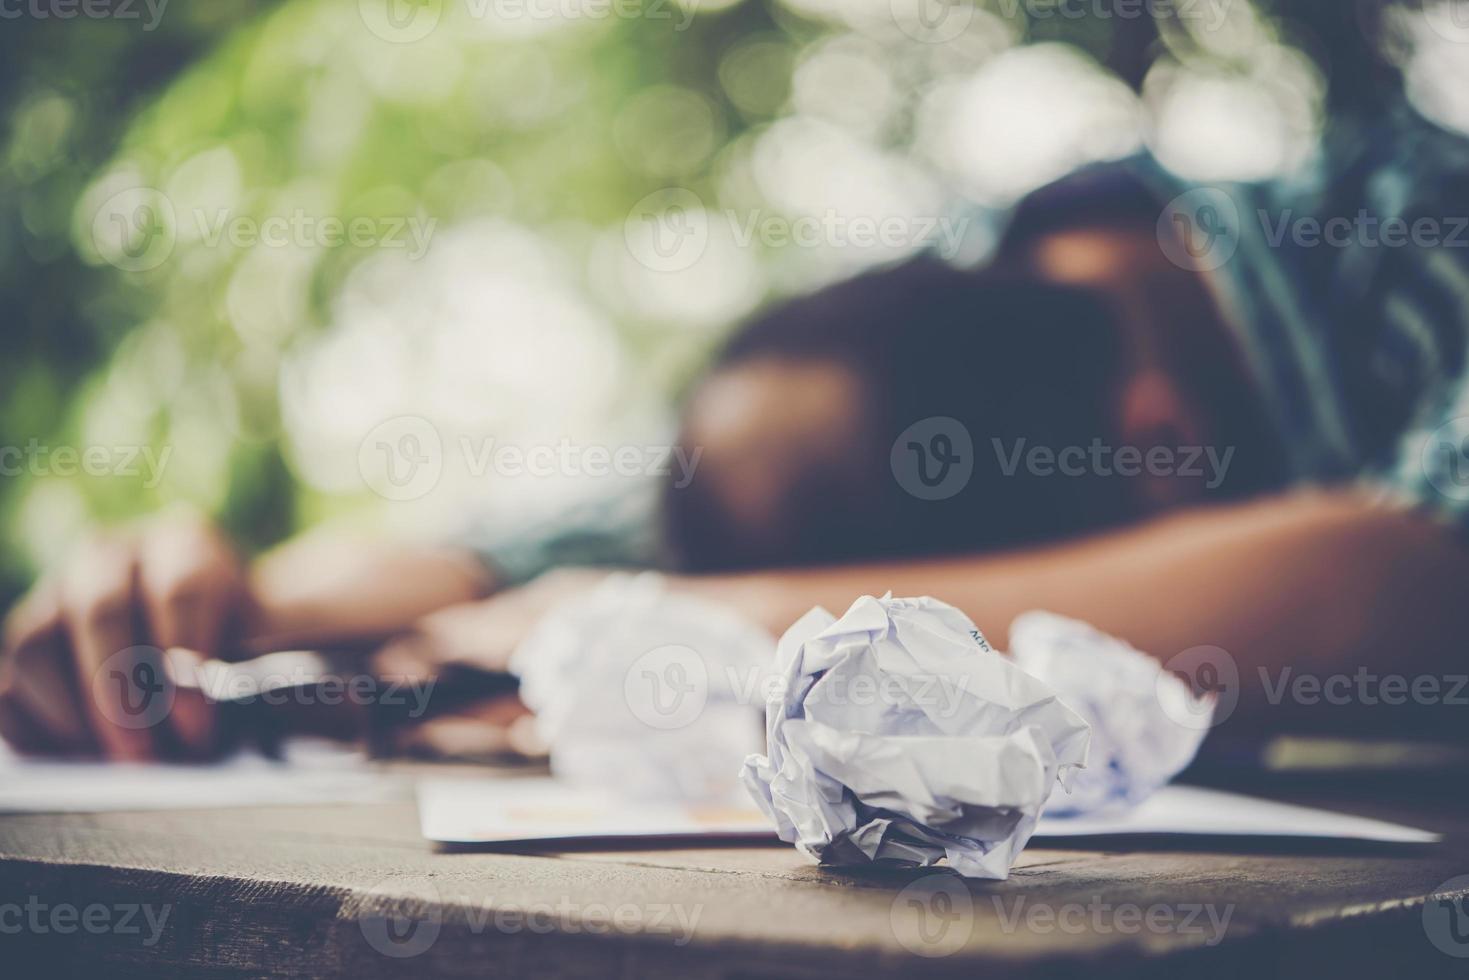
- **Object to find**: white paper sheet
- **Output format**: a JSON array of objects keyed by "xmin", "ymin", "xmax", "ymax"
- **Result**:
[
  {"xmin": 1035, "ymin": 784, "xmax": 1441, "ymax": 843},
  {"xmin": 0, "ymin": 741, "xmax": 404, "ymax": 813},
  {"xmin": 416, "ymin": 777, "xmax": 1441, "ymax": 846}
]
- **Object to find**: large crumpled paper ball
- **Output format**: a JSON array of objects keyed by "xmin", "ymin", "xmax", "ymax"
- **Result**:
[
  {"xmin": 512, "ymin": 572, "xmax": 774, "ymax": 803},
  {"xmin": 1009, "ymin": 610, "xmax": 1213, "ymax": 815},
  {"xmin": 740, "ymin": 594, "xmax": 1090, "ymax": 879}
]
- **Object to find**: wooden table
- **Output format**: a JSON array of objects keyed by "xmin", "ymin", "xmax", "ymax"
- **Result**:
[{"xmin": 4, "ymin": 772, "xmax": 1469, "ymax": 978}]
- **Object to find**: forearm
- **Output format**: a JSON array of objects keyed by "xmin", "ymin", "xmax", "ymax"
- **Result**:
[
  {"xmin": 682, "ymin": 489, "xmax": 1469, "ymax": 732},
  {"xmin": 242, "ymin": 529, "xmax": 496, "ymax": 653}
]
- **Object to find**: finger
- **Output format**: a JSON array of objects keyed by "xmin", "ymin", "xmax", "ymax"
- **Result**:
[
  {"xmin": 413, "ymin": 600, "xmax": 525, "ymax": 674},
  {"xmin": 138, "ymin": 510, "xmax": 239, "ymax": 654},
  {"xmin": 1, "ymin": 583, "xmax": 97, "ymax": 753},
  {"xmin": 61, "ymin": 535, "xmax": 160, "ymax": 761},
  {"xmin": 368, "ymin": 633, "xmax": 439, "ymax": 686},
  {"xmin": 138, "ymin": 516, "xmax": 237, "ymax": 756},
  {"xmin": 385, "ymin": 694, "xmax": 533, "ymax": 760},
  {"xmin": 0, "ymin": 691, "xmax": 58, "ymax": 755},
  {"xmin": 1, "ymin": 626, "xmax": 97, "ymax": 753},
  {"xmin": 3, "ymin": 577, "xmax": 63, "ymax": 650}
]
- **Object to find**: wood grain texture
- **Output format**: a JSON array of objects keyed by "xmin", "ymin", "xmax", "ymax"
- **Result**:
[{"xmin": 4, "ymin": 777, "xmax": 1469, "ymax": 978}]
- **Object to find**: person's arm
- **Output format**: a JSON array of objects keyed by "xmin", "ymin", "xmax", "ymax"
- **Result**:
[
  {"xmin": 675, "ymin": 488, "xmax": 1469, "ymax": 735},
  {"xmin": 242, "ymin": 527, "xmax": 495, "ymax": 652}
]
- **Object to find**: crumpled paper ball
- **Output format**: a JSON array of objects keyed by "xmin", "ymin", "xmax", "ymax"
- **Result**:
[
  {"xmin": 740, "ymin": 594, "xmax": 1090, "ymax": 879},
  {"xmin": 511, "ymin": 572, "xmax": 774, "ymax": 803},
  {"xmin": 1009, "ymin": 610, "xmax": 1213, "ymax": 815}
]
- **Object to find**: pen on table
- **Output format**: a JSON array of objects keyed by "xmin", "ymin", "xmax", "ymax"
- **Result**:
[{"xmin": 164, "ymin": 648, "xmax": 522, "ymax": 760}]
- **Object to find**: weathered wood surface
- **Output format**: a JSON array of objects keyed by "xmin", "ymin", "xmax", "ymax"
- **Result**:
[{"xmin": 3, "ymin": 776, "xmax": 1469, "ymax": 978}]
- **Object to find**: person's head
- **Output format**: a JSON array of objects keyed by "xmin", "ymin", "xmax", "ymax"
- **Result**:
[{"xmin": 662, "ymin": 239, "xmax": 1284, "ymax": 573}]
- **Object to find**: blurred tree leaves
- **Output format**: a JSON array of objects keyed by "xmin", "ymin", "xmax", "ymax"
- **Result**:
[{"xmin": 0, "ymin": 0, "xmax": 1409, "ymax": 609}]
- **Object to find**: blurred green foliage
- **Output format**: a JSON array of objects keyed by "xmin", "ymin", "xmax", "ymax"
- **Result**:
[{"xmin": 0, "ymin": 0, "xmax": 1406, "ymax": 607}]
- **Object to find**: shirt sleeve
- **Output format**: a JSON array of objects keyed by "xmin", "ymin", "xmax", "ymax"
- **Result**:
[{"xmin": 1341, "ymin": 118, "xmax": 1469, "ymax": 528}]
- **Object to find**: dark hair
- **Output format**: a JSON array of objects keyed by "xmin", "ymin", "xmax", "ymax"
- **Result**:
[
  {"xmin": 662, "ymin": 256, "xmax": 1138, "ymax": 572},
  {"xmin": 1000, "ymin": 165, "xmax": 1163, "ymax": 250}
]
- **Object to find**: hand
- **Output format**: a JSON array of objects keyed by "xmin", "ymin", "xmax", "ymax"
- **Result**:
[
  {"xmin": 365, "ymin": 568, "xmax": 611, "ymax": 758},
  {"xmin": 374, "ymin": 567, "xmax": 611, "ymax": 675},
  {"xmin": 0, "ymin": 508, "xmax": 251, "ymax": 760}
]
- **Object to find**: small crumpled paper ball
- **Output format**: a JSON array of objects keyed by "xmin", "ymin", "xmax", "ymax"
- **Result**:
[
  {"xmin": 1009, "ymin": 610, "xmax": 1213, "ymax": 816},
  {"xmin": 512, "ymin": 572, "xmax": 774, "ymax": 803},
  {"xmin": 740, "ymin": 594, "xmax": 1090, "ymax": 879}
]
